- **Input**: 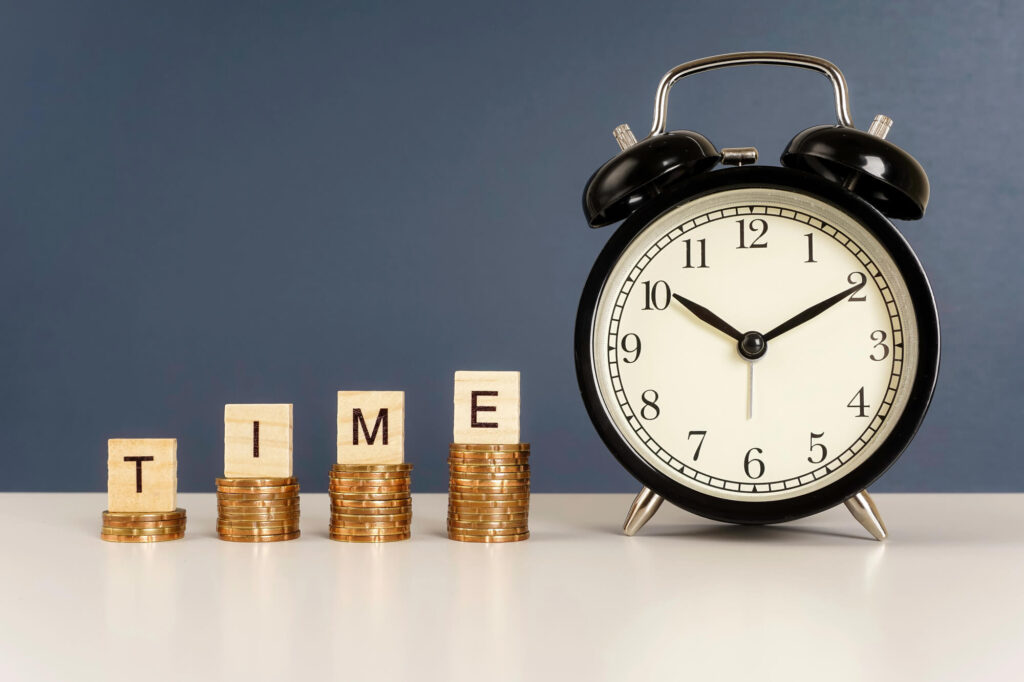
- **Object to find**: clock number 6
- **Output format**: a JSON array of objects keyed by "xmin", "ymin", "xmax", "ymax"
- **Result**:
[
  {"xmin": 743, "ymin": 447, "xmax": 765, "ymax": 479},
  {"xmin": 808, "ymin": 432, "xmax": 827, "ymax": 464},
  {"xmin": 737, "ymin": 219, "xmax": 768, "ymax": 249}
]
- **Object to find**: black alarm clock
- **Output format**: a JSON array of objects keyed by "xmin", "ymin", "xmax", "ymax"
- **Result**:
[{"xmin": 575, "ymin": 52, "xmax": 939, "ymax": 540}]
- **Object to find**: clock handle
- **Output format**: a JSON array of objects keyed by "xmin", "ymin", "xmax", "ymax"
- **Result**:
[{"xmin": 649, "ymin": 51, "xmax": 854, "ymax": 136}]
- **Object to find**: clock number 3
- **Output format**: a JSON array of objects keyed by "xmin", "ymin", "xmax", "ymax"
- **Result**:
[
  {"xmin": 737, "ymin": 219, "xmax": 768, "ymax": 249},
  {"xmin": 870, "ymin": 330, "xmax": 890, "ymax": 361}
]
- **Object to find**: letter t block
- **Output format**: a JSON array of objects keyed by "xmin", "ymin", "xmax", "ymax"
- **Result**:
[
  {"xmin": 337, "ymin": 391, "xmax": 405, "ymax": 464},
  {"xmin": 107, "ymin": 438, "xmax": 177, "ymax": 512},
  {"xmin": 224, "ymin": 404, "xmax": 293, "ymax": 478},
  {"xmin": 453, "ymin": 371, "xmax": 520, "ymax": 444}
]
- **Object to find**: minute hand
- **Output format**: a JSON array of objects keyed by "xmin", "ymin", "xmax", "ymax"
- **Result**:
[{"xmin": 762, "ymin": 281, "xmax": 866, "ymax": 342}]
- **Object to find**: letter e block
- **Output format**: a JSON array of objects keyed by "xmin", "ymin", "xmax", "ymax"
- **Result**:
[
  {"xmin": 453, "ymin": 371, "xmax": 520, "ymax": 444},
  {"xmin": 224, "ymin": 404, "xmax": 293, "ymax": 477},
  {"xmin": 337, "ymin": 391, "xmax": 405, "ymax": 464},
  {"xmin": 107, "ymin": 439, "xmax": 177, "ymax": 512}
]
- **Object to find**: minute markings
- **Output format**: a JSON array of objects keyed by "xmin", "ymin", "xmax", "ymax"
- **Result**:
[{"xmin": 606, "ymin": 202, "xmax": 905, "ymax": 492}]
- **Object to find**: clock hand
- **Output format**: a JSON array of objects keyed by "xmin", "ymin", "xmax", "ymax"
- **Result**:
[
  {"xmin": 671, "ymin": 293, "xmax": 744, "ymax": 341},
  {"xmin": 762, "ymin": 280, "xmax": 866, "ymax": 342}
]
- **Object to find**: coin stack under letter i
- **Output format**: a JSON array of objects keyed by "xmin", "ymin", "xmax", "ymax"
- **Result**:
[
  {"xmin": 329, "ymin": 391, "xmax": 413, "ymax": 542},
  {"xmin": 103, "ymin": 438, "xmax": 186, "ymax": 542},
  {"xmin": 448, "ymin": 371, "xmax": 530, "ymax": 542},
  {"xmin": 216, "ymin": 404, "xmax": 301, "ymax": 542}
]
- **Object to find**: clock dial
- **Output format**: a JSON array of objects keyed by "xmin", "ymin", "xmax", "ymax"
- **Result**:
[{"xmin": 591, "ymin": 187, "xmax": 919, "ymax": 502}]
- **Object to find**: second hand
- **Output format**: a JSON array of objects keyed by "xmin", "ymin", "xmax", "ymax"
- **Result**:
[{"xmin": 746, "ymin": 361, "xmax": 754, "ymax": 420}]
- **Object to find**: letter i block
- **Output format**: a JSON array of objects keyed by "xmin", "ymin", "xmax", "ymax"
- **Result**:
[
  {"xmin": 107, "ymin": 439, "xmax": 177, "ymax": 512},
  {"xmin": 337, "ymin": 391, "xmax": 405, "ymax": 464},
  {"xmin": 224, "ymin": 404, "xmax": 293, "ymax": 478},
  {"xmin": 453, "ymin": 371, "xmax": 520, "ymax": 444}
]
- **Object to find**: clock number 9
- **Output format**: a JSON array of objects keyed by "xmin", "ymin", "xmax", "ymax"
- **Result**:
[
  {"xmin": 639, "ymin": 390, "xmax": 660, "ymax": 420},
  {"xmin": 641, "ymin": 280, "xmax": 672, "ymax": 310},
  {"xmin": 737, "ymin": 219, "xmax": 768, "ymax": 249},
  {"xmin": 743, "ymin": 447, "xmax": 765, "ymax": 479},
  {"xmin": 620, "ymin": 333, "xmax": 642, "ymax": 363}
]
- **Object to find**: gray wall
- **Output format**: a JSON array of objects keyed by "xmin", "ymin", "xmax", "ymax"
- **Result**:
[{"xmin": 1, "ymin": 0, "xmax": 1020, "ymax": 493}]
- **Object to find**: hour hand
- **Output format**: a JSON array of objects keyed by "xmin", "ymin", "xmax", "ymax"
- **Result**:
[{"xmin": 671, "ymin": 293, "xmax": 743, "ymax": 341}]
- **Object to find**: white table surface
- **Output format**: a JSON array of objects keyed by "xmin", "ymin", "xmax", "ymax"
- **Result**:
[{"xmin": 1, "ymin": 493, "xmax": 1021, "ymax": 681}]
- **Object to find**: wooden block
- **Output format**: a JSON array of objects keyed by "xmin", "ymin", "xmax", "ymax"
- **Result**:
[
  {"xmin": 453, "ymin": 371, "xmax": 520, "ymax": 444},
  {"xmin": 337, "ymin": 391, "xmax": 405, "ymax": 464},
  {"xmin": 224, "ymin": 404, "xmax": 293, "ymax": 478},
  {"xmin": 107, "ymin": 439, "xmax": 177, "ymax": 512}
]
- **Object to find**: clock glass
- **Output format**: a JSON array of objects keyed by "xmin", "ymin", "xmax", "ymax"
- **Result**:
[{"xmin": 591, "ymin": 186, "xmax": 919, "ymax": 501}]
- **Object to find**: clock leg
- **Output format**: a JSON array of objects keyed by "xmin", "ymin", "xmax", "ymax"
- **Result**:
[
  {"xmin": 622, "ymin": 487, "xmax": 664, "ymax": 536},
  {"xmin": 844, "ymin": 489, "xmax": 888, "ymax": 541}
]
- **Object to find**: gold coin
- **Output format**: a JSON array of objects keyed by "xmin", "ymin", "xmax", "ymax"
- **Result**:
[
  {"xmin": 329, "ymin": 533, "xmax": 409, "ymax": 543},
  {"xmin": 331, "ymin": 512, "xmax": 412, "ymax": 523},
  {"xmin": 217, "ymin": 519, "xmax": 301, "ymax": 529},
  {"xmin": 328, "ymin": 490, "xmax": 410, "ymax": 500},
  {"xmin": 447, "ymin": 499, "xmax": 530, "ymax": 510},
  {"xmin": 449, "ymin": 463, "xmax": 529, "ymax": 473},
  {"xmin": 219, "ymin": 522, "xmax": 301, "ymax": 532},
  {"xmin": 449, "ymin": 443, "xmax": 529, "ymax": 453},
  {"xmin": 101, "ymin": 532, "xmax": 185, "ymax": 543},
  {"xmin": 216, "ymin": 490, "xmax": 299, "ymax": 500},
  {"xmin": 448, "ymin": 531, "xmax": 529, "ymax": 543},
  {"xmin": 325, "ymin": 493, "xmax": 409, "ymax": 503},
  {"xmin": 101, "ymin": 518, "xmax": 187, "ymax": 529},
  {"xmin": 214, "ymin": 507, "xmax": 299, "ymax": 518},
  {"xmin": 331, "ymin": 464, "xmax": 413, "ymax": 472},
  {"xmin": 448, "ymin": 512, "xmax": 528, "ymax": 523},
  {"xmin": 328, "ymin": 473, "xmax": 412, "ymax": 482},
  {"xmin": 325, "ymin": 522, "xmax": 409, "ymax": 532},
  {"xmin": 100, "ymin": 525, "xmax": 188, "ymax": 536},
  {"xmin": 449, "ymin": 469, "xmax": 530, "ymax": 479},
  {"xmin": 328, "ymin": 524, "xmax": 410, "ymax": 535},
  {"xmin": 448, "ymin": 491, "xmax": 530, "ymax": 501},
  {"xmin": 216, "ymin": 484, "xmax": 300, "ymax": 494},
  {"xmin": 330, "ymin": 521, "xmax": 411, "ymax": 531},
  {"xmin": 449, "ymin": 479, "xmax": 530, "ymax": 489},
  {"xmin": 215, "ymin": 493, "xmax": 299, "ymax": 503},
  {"xmin": 219, "ymin": 531, "xmax": 300, "ymax": 542},
  {"xmin": 446, "ymin": 522, "xmax": 528, "ymax": 534},
  {"xmin": 328, "ymin": 482, "xmax": 410, "ymax": 492},
  {"xmin": 214, "ymin": 477, "xmax": 297, "ymax": 487},
  {"xmin": 217, "ymin": 510, "xmax": 302, "ymax": 521},
  {"xmin": 331, "ymin": 506, "xmax": 412, "ymax": 517},
  {"xmin": 102, "ymin": 508, "xmax": 186, "ymax": 521}
]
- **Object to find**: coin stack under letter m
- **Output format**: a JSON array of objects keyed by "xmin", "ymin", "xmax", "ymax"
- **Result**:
[
  {"xmin": 103, "ymin": 438, "xmax": 186, "ymax": 542},
  {"xmin": 329, "ymin": 391, "xmax": 413, "ymax": 542},
  {"xmin": 217, "ymin": 404, "xmax": 301, "ymax": 542},
  {"xmin": 447, "ymin": 371, "xmax": 530, "ymax": 542}
]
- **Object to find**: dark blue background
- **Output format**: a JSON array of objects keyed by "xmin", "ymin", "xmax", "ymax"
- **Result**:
[{"xmin": 2, "ymin": 1, "xmax": 1020, "ymax": 492}]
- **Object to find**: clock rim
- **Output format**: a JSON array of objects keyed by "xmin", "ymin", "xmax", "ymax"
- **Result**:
[{"xmin": 574, "ymin": 166, "xmax": 940, "ymax": 525}]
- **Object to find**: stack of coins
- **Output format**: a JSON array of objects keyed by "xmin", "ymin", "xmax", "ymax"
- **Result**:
[
  {"xmin": 328, "ymin": 464, "xmax": 413, "ymax": 542},
  {"xmin": 216, "ymin": 477, "xmax": 300, "ymax": 542},
  {"xmin": 448, "ymin": 443, "xmax": 530, "ymax": 543},
  {"xmin": 101, "ymin": 508, "xmax": 187, "ymax": 543}
]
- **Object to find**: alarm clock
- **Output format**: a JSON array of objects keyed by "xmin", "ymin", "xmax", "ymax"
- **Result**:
[{"xmin": 575, "ymin": 52, "xmax": 939, "ymax": 540}]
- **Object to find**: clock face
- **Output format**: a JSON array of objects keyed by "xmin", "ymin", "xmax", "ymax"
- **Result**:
[{"xmin": 590, "ymin": 185, "xmax": 920, "ymax": 502}]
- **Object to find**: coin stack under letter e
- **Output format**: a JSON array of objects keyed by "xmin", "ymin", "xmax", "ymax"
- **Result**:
[{"xmin": 448, "ymin": 371, "xmax": 530, "ymax": 542}]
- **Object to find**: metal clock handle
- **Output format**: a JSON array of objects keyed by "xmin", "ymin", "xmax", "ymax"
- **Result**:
[{"xmin": 649, "ymin": 51, "xmax": 854, "ymax": 136}]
